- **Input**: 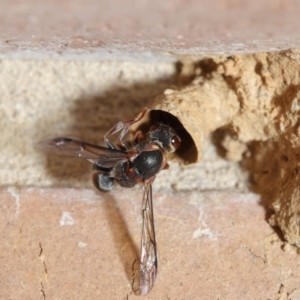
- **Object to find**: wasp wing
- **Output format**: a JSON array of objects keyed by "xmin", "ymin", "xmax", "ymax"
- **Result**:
[
  {"xmin": 37, "ymin": 137, "xmax": 128, "ymax": 168},
  {"xmin": 134, "ymin": 183, "xmax": 157, "ymax": 296}
]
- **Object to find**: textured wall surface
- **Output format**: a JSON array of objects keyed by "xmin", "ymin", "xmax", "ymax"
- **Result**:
[
  {"xmin": 1, "ymin": 0, "xmax": 300, "ymax": 57},
  {"xmin": 2, "ymin": 1, "xmax": 300, "ymax": 298},
  {"xmin": 2, "ymin": 187, "xmax": 299, "ymax": 299},
  {"xmin": 152, "ymin": 50, "xmax": 300, "ymax": 247},
  {"xmin": 0, "ymin": 58, "xmax": 248, "ymax": 191}
]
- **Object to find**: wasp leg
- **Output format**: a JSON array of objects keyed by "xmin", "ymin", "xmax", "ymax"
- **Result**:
[
  {"xmin": 162, "ymin": 162, "xmax": 170, "ymax": 170},
  {"xmin": 133, "ymin": 130, "xmax": 145, "ymax": 144},
  {"xmin": 104, "ymin": 107, "xmax": 150, "ymax": 151},
  {"xmin": 92, "ymin": 165, "xmax": 114, "ymax": 192}
]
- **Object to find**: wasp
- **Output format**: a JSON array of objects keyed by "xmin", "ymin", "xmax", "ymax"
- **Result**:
[{"xmin": 37, "ymin": 108, "xmax": 181, "ymax": 295}]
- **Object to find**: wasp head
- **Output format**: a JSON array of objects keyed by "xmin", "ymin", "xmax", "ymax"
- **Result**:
[{"xmin": 148, "ymin": 123, "xmax": 181, "ymax": 153}]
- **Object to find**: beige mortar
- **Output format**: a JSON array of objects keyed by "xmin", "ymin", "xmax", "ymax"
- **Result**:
[{"xmin": 0, "ymin": 56, "xmax": 247, "ymax": 192}]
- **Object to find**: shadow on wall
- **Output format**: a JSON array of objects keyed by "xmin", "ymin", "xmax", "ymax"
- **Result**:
[
  {"xmin": 102, "ymin": 192, "xmax": 139, "ymax": 288},
  {"xmin": 41, "ymin": 75, "xmax": 178, "ymax": 186}
]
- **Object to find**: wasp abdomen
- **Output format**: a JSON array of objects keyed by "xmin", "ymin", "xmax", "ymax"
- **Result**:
[
  {"xmin": 113, "ymin": 161, "xmax": 137, "ymax": 188},
  {"xmin": 133, "ymin": 150, "xmax": 163, "ymax": 180}
]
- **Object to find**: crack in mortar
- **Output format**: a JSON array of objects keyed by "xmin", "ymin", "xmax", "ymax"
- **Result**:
[
  {"xmin": 39, "ymin": 242, "xmax": 48, "ymax": 275},
  {"xmin": 276, "ymin": 284, "xmax": 300, "ymax": 300},
  {"xmin": 40, "ymin": 281, "xmax": 46, "ymax": 299},
  {"xmin": 38, "ymin": 242, "xmax": 48, "ymax": 298},
  {"xmin": 242, "ymin": 244, "xmax": 266, "ymax": 264}
]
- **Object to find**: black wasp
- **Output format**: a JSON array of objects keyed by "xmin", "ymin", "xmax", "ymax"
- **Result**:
[{"xmin": 38, "ymin": 108, "xmax": 181, "ymax": 295}]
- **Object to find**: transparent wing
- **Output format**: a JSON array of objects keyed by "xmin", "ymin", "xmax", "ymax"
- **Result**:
[
  {"xmin": 134, "ymin": 184, "xmax": 158, "ymax": 296},
  {"xmin": 36, "ymin": 137, "xmax": 128, "ymax": 168}
]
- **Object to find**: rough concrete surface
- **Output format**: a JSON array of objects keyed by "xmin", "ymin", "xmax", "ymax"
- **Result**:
[
  {"xmin": 1, "ymin": 187, "xmax": 299, "ymax": 300},
  {"xmin": 1, "ymin": 0, "xmax": 300, "ymax": 57}
]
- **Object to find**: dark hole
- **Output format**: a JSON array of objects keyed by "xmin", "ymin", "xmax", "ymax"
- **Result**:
[{"xmin": 133, "ymin": 109, "xmax": 197, "ymax": 164}]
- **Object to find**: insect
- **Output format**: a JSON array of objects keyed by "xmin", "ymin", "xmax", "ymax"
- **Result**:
[{"xmin": 37, "ymin": 108, "xmax": 181, "ymax": 295}]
